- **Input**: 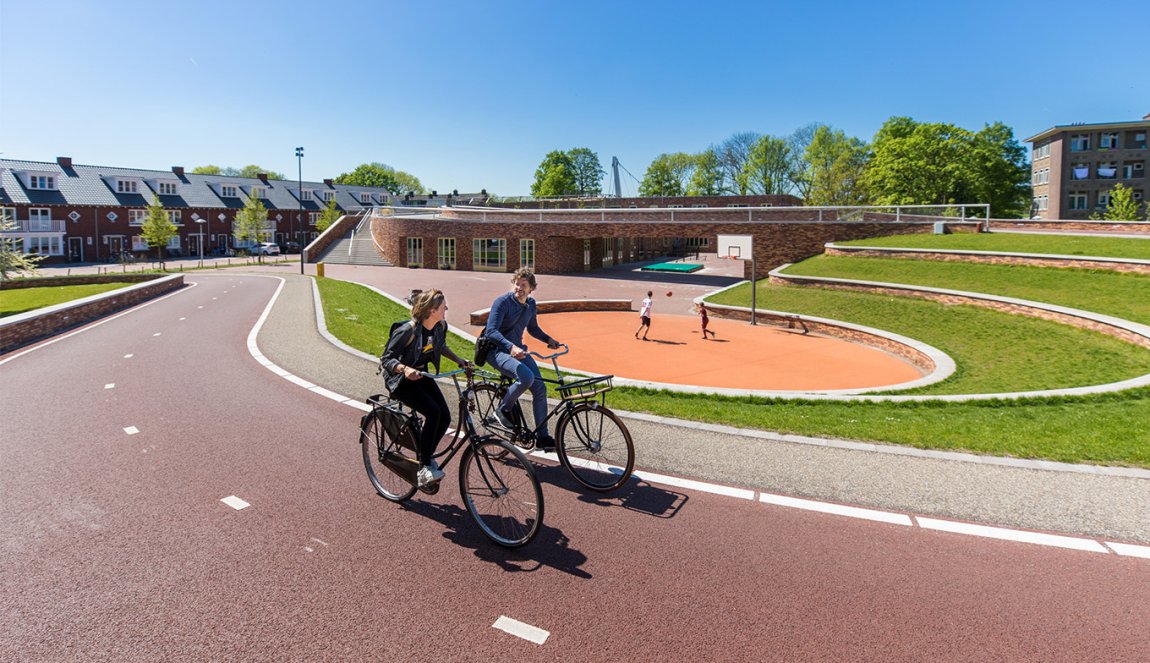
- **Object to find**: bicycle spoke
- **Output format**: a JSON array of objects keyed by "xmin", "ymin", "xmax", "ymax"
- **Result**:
[
  {"xmin": 557, "ymin": 404, "xmax": 635, "ymax": 492},
  {"xmin": 460, "ymin": 440, "xmax": 543, "ymax": 547}
]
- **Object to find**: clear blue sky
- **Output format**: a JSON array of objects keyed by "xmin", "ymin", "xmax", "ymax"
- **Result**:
[{"xmin": 1, "ymin": 0, "xmax": 1145, "ymax": 196}]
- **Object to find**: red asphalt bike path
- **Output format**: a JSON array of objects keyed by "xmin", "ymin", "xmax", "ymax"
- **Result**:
[{"xmin": 2, "ymin": 274, "xmax": 1149, "ymax": 660}]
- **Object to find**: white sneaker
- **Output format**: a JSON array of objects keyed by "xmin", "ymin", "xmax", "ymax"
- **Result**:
[{"xmin": 417, "ymin": 464, "xmax": 445, "ymax": 488}]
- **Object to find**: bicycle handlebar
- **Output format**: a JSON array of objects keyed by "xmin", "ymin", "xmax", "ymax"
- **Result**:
[{"xmin": 528, "ymin": 343, "xmax": 569, "ymax": 361}]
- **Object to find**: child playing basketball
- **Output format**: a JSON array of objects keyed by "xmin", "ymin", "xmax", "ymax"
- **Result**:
[{"xmin": 697, "ymin": 302, "xmax": 716, "ymax": 340}]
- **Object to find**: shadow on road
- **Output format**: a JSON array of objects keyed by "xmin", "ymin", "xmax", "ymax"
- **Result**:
[
  {"xmin": 400, "ymin": 498, "xmax": 591, "ymax": 579},
  {"xmin": 532, "ymin": 464, "xmax": 688, "ymax": 520}
]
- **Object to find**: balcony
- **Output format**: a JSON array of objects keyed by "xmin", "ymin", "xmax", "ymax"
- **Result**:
[{"xmin": 0, "ymin": 218, "xmax": 65, "ymax": 233}]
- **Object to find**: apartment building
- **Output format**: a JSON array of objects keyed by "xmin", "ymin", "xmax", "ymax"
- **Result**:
[{"xmin": 1025, "ymin": 114, "xmax": 1149, "ymax": 219}]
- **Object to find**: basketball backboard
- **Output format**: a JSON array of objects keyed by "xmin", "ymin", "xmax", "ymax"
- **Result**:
[{"xmin": 717, "ymin": 234, "xmax": 752, "ymax": 260}]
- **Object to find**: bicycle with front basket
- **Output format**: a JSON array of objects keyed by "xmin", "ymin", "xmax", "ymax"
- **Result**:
[
  {"xmin": 470, "ymin": 345, "xmax": 635, "ymax": 493},
  {"xmin": 358, "ymin": 368, "xmax": 544, "ymax": 548}
]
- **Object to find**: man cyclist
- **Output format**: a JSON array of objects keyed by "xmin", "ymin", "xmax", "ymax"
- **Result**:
[{"xmin": 486, "ymin": 268, "xmax": 561, "ymax": 452}]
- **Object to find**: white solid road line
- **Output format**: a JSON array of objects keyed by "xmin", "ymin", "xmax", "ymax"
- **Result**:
[{"xmin": 492, "ymin": 616, "xmax": 549, "ymax": 645}]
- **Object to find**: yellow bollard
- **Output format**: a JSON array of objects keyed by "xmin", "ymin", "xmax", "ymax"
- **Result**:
[{"xmin": 317, "ymin": 262, "xmax": 325, "ymax": 278}]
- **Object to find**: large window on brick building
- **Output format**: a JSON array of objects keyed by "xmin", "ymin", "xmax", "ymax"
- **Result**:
[
  {"xmin": 407, "ymin": 237, "xmax": 423, "ymax": 267},
  {"xmin": 1068, "ymin": 193, "xmax": 1088, "ymax": 210},
  {"xmin": 1070, "ymin": 134, "xmax": 1091, "ymax": 152},
  {"xmin": 1100, "ymin": 132, "xmax": 1119, "ymax": 149},
  {"xmin": 520, "ymin": 239, "xmax": 535, "ymax": 270},
  {"xmin": 29, "ymin": 208, "xmax": 52, "ymax": 231},
  {"xmin": 438, "ymin": 238, "xmax": 456, "ymax": 269},
  {"xmin": 473, "ymin": 238, "xmax": 505, "ymax": 271}
]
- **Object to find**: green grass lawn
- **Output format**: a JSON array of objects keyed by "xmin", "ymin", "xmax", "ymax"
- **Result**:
[
  {"xmin": 781, "ymin": 255, "xmax": 1150, "ymax": 325},
  {"xmin": 316, "ymin": 273, "xmax": 1150, "ymax": 468},
  {"xmin": 837, "ymin": 232, "xmax": 1150, "ymax": 260},
  {"xmin": 0, "ymin": 283, "xmax": 135, "ymax": 317}
]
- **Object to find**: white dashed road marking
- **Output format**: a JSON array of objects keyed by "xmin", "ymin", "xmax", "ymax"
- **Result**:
[
  {"xmin": 221, "ymin": 496, "xmax": 250, "ymax": 510},
  {"xmin": 124, "ymin": 354, "xmax": 133, "ymax": 358},
  {"xmin": 153, "ymin": 332, "xmax": 162, "ymax": 337},
  {"xmin": 105, "ymin": 383, "xmax": 115, "ymax": 389},
  {"xmin": 917, "ymin": 517, "xmax": 1109, "ymax": 553},
  {"xmin": 123, "ymin": 426, "xmax": 139, "ymax": 435},
  {"xmin": 493, "ymin": 616, "xmax": 549, "ymax": 645}
]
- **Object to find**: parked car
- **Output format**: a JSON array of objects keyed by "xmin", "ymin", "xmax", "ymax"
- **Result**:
[
  {"xmin": 252, "ymin": 242, "xmax": 281, "ymax": 256},
  {"xmin": 279, "ymin": 241, "xmax": 302, "ymax": 254}
]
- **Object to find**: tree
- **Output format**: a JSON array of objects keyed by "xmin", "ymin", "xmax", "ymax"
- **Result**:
[
  {"xmin": 191, "ymin": 165, "xmax": 223, "ymax": 175},
  {"xmin": 1092, "ymin": 183, "xmax": 1144, "ymax": 221},
  {"xmin": 568, "ymin": 148, "xmax": 605, "ymax": 196},
  {"xmin": 191, "ymin": 164, "xmax": 285, "ymax": 179},
  {"xmin": 316, "ymin": 194, "xmax": 341, "ymax": 232},
  {"xmin": 804, "ymin": 126, "xmax": 868, "ymax": 206},
  {"xmin": 718, "ymin": 131, "xmax": 760, "ymax": 194},
  {"xmin": 530, "ymin": 150, "xmax": 577, "ymax": 198},
  {"xmin": 743, "ymin": 135, "xmax": 794, "ymax": 195},
  {"xmin": 0, "ymin": 211, "xmax": 44, "ymax": 281},
  {"xmin": 686, "ymin": 148, "xmax": 723, "ymax": 196},
  {"xmin": 639, "ymin": 153, "xmax": 694, "ymax": 197},
  {"xmin": 335, "ymin": 162, "xmax": 422, "ymax": 194},
  {"xmin": 786, "ymin": 123, "xmax": 823, "ymax": 200},
  {"xmin": 233, "ymin": 193, "xmax": 269, "ymax": 262},
  {"xmin": 140, "ymin": 194, "xmax": 178, "ymax": 267},
  {"xmin": 863, "ymin": 117, "xmax": 1030, "ymax": 217}
]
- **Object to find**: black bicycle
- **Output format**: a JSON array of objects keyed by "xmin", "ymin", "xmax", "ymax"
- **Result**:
[
  {"xmin": 358, "ymin": 368, "xmax": 544, "ymax": 548},
  {"xmin": 470, "ymin": 345, "xmax": 635, "ymax": 493}
]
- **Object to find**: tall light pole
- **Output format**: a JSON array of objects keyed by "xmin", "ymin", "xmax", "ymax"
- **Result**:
[
  {"xmin": 195, "ymin": 216, "xmax": 206, "ymax": 268},
  {"xmin": 296, "ymin": 146, "xmax": 305, "ymax": 274}
]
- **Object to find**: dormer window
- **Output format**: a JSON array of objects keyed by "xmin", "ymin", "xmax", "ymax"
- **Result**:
[
  {"xmin": 28, "ymin": 174, "xmax": 56, "ymax": 190},
  {"xmin": 300, "ymin": 190, "xmax": 313, "ymax": 201},
  {"xmin": 158, "ymin": 181, "xmax": 178, "ymax": 195},
  {"xmin": 251, "ymin": 186, "xmax": 266, "ymax": 198},
  {"xmin": 359, "ymin": 192, "xmax": 372, "ymax": 204},
  {"xmin": 322, "ymin": 191, "xmax": 335, "ymax": 202},
  {"xmin": 220, "ymin": 185, "xmax": 238, "ymax": 197},
  {"xmin": 117, "ymin": 179, "xmax": 138, "ymax": 194}
]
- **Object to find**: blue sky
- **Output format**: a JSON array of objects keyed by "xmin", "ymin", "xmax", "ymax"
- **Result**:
[{"xmin": 1, "ymin": 0, "xmax": 1145, "ymax": 196}]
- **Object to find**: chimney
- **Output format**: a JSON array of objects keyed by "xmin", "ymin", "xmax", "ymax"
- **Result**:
[
  {"xmin": 172, "ymin": 166, "xmax": 185, "ymax": 178},
  {"xmin": 323, "ymin": 178, "xmax": 333, "ymax": 187},
  {"xmin": 257, "ymin": 173, "xmax": 269, "ymax": 183},
  {"xmin": 57, "ymin": 156, "xmax": 72, "ymax": 168}
]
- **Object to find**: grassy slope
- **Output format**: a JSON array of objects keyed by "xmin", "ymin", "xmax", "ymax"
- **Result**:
[
  {"xmin": 0, "ymin": 283, "xmax": 135, "ymax": 317},
  {"xmin": 837, "ymin": 232, "xmax": 1150, "ymax": 260}
]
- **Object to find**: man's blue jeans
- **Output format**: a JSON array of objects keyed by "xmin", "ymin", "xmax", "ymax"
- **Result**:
[{"xmin": 489, "ymin": 350, "xmax": 550, "ymax": 437}]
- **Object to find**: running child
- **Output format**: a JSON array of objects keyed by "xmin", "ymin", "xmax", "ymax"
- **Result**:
[
  {"xmin": 634, "ymin": 290, "xmax": 652, "ymax": 340},
  {"xmin": 697, "ymin": 302, "xmax": 716, "ymax": 340}
]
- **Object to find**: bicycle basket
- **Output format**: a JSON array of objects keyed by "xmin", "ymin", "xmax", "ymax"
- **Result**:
[
  {"xmin": 556, "ymin": 375, "xmax": 614, "ymax": 401},
  {"xmin": 376, "ymin": 401, "xmax": 421, "ymax": 453}
]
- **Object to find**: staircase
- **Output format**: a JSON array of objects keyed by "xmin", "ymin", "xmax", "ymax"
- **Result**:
[{"xmin": 317, "ymin": 217, "xmax": 392, "ymax": 266}]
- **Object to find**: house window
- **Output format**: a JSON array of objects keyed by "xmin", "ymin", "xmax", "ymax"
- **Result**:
[
  {"xmin": 1100, "ymin": 132, "xmax": 1119, "ymax": 150},
  {"xmin": 1070, "ymin": 134, "xmax": 1091, "ymax": 152},
  {"xmin": 132, "ymin": 236, "xmax": 149, "ymax": 251},
  {"xmin": 1097, "ymin": 162, "xmax": 1118, "ymax": 179},
  {"xmin": 1, "ymin": 207, "xmax": 14, "ymax": 223},
  {"xmin": 583, "ymin": 239, "xmax": 591, "ymax": 268},
  {"xmin": 25, "ymin": 236, "xmax": 62, "ymax": 255},
  {"xmin": 251, "ymin": 186, "xmax": 266, "ymax": 198},
  {"xmin": 322, "ymin": 191, "xmax": 335, "ymax": 202},
  {"xmin": 359, "ymin": 192, "xmax": 372, "ymax": 204},
  {"xmin": 117, "ymin": 179, "xmax": 138, "ymax": 194},
  {"xmin": 158, "ymin": 181, "xmax": 178, "ymax": 195},
  {"xmin": 28, "ymin": 175, "xmax": 55, "ymax": 190},
  {"xmin": 520, "ymin": 239, "xmax": 535, "ymax": 270},
  {"xmin": 29, "ymin": 208, "xmax": 52, "ymax": 231},
  {"xmin": 167, "ymin": 210, "xmax": 182, "ymax": 224},
  {"xmin": 406, "ymin": 237, "xmax": 423, "ymax": 267},
  {"xmin": 300, "ymin": 190, "xmax": 313, "ymax": 201},
  {"xmin": 1132, "ymin": 190, "xmax": 1144, "ymax": 202},
  {"xmin": 1033, "ymin": 168, "xmax": 1049, "ymax": 185},
  {"xmin": 1071, "ymin": 164, "xmax": 1090, "ymax": 180},
  {"xmin": 1033, "ymin": 144, "xmax": 1050, "ymax": 160},
  {"xmin": 1068, "ymin": 193, "xmax": 1089, "ymax": 210},
  {"xmin": 1134, "ymin": 133, "xmax": 1147, "ymax": 149},
  {"xmin": 167, "ymin": 236, "xmax": 181, "ymax": 249},
  {"xmin": 1123, "ymin": 162, "xmax": 1145, "ymax": 179},
  {"xmin": 129, "ymin": 210, "xmax": 147, "ymax": 226},
  {"xmin": 220, "ymin": 185, "xmax": 238, "ymax": 197},
  {"xmin": 308, "ymin": 212, "xmax": 319, "ymax": 225},
  {"xmin": 472, "ymin": 238, "xmax": 506, "ymax": 271},
  {"xmin": 1097, "ymin": 192, "xmax": 1111, "ymax": 209},
  {"xmin": 437, "ymin": 238, "xmax": 456, "ymax": 269}
]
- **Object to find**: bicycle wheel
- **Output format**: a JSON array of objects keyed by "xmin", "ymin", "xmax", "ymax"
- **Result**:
[
  {"xmin": 459, "ymin": 439, "xmax": 544, "ymax": 548},
  {"xmin": 469, "ymin": 383, "xmax": 511, "ymax": 441},
  {"xmin": 556, "ymin": 402, "xmax": 635, "ymax": 492},
  {"xmin": 360, "ymin": 411, "xmax": 417, "ymax": 502}
]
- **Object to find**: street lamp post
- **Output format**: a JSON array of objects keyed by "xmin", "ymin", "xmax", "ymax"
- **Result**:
[
  {"xmin": 296, "ymin": 146, "xmax": 304, "ymax": 274},
  {"xmin": 194, "ymin": 214, "xmax": 206, "ymax": 268}
]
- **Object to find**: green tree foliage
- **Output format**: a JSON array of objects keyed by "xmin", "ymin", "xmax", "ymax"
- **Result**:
[
  {"xmin": 316, "ymin": 194, "xmax": 341, "ymax": 232},
  {"xmin": 0, "ymin": 211, "xmax": 44, "ymax": 281},
  {"xmin": 804, "ymin": 126, "xmax": 869, "ymax": 206},
  {"xmin": 140, "ymin": 194, "xmax": 178, "ymax": 266},
  {"xmin": 639, "ymin": 152, "xmax": 696, "ymax": 197},
  {"xmin": 530, "ymin": 150, "xmax": 577, "ymax": 197},
  {"xmin": 687, "ymin": 149, "xmax": 723, "ymax": 196},
  {"xmin": 1092, "ymin": 183, "xmax": 1145, "ymax": 221},
  {"xmin": 568, "ymin": 148, "xmax": 605, "ymax": 196},
  {"xmin": 864, "ymin": 117, "xmax": 1030, "ymax": 217},
  {"xmin": 191, "ymin": 165, "xmax": 285, "ymax": 179},
  {"xmin": 233, "ymin": 193, "xmax": 269, "ymax": 262},
  {"xmin": 335, "ymin": 162, "xmax": 422, "ymax": 195},
  {"xmin": 743, "ymin": 135, "xmax": 794, "ymax": 195}
]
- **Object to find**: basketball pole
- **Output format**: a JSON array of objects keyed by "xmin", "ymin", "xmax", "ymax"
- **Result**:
[{"xmin": 751, "ymin": 255, "xmax": 757, "ymax": 325}]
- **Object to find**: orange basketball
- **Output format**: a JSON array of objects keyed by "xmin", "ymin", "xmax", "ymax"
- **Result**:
[{"xmin": 666, "ymin": 291, "xmax": 672, "ymax": 297}]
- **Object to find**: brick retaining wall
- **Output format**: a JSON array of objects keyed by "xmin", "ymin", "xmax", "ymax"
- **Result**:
[
  {"xmin": 824, "ymin": 246, "xmax": 1150, "ymax": 275},
  {"xmin": 1, "ymin": 274, "xmax": 185, "ymax": 353},
  {"xmin": 988, "ymin": 219, "xmax": 1150, "ymax": 234}
]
